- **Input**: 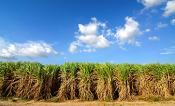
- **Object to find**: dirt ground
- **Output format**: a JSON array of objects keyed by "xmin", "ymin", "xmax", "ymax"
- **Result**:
[{"xmin": 1, "ymin": 100, "xmax": 175, "ymax": 106}]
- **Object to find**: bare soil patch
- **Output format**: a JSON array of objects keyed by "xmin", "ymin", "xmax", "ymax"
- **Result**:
[{"xmin": 1, "ymin": 100, "xmax": 175, "ymax": 106}]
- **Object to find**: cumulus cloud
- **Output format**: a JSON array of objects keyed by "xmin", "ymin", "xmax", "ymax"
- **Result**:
[
  {"xmin": 171, "ymin": 19, "xmax": 175, "ymax": 25},
  {"xmin": 137, "ymin": 0, "xmax": 166, "ymax": 8},
  {"xmin": 148, "ymin": 36, "xmax": 160, "ymax": 41},
  {"xmin": 163, "ymin": 0, "xmax": 175, "ymax": 17},
  {"xmin": 0, "ymin": 37, "xmax": 57, "ymax": 59},
  {"xmin": 69, "ymin": 17, "xmax": 110, "ymax": 53},
  {"xmin": 115, "ymin": 17, "xmax": 142, "ymax": 46},
  {"xmin": 68, "ymin": 42, "xmax": 79, "ymax": 53},
  {"xmin": 160, "ymin": 46, "xmax": 175, "ymax": 55},
  {"xmin": 78, "ymin": 35, "xmax": 109, "ymax": 48}
]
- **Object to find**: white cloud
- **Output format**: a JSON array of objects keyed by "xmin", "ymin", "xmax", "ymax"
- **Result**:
[
  {"xmin": 171, "ymin": 19, "xmax": 175, "ymax": 25},
  {"xmin": 78, "ymin": 35, "xmax": 109, "ymax": 48},
  {"xmin": 0, "ymin": 37, "xmax": 57, "ymax": 59},
  {"xmin": 68, "ymin": 42, "xmax": 78, "ymax": 53},
  {"xmin": 69, "ymin": 17, "xmax": 110, "ymax": 53},
  {"xmin": 148, "ymin": 36, "xmax": 160, "ymax": 41},
  {"xmin": 106, "ymin": 29, "xmax": 115, "ymax": 36},
  {"xmin": 145, "ymin": 28, "xmax": 151, "ymax": 32},
  {"xmin": 80, "ymin": 48, "xmax": 96, "ymax": 53},
  {"xmin": 163, "ymin": 0, "xmax": 175, "ymax": 17},
  {"xmin": 115, "ymin": 17, "xmax": 141, "ymax": 46},
  {"xmin": 156, "ymin": 22, "xmax": 168, "ymax": 29},
  {"xmin": 138, "ymin": 0, "xmax": 166, "ymax": 8},
  {"xmin": 78, "ymin": 23, "xmax": 97, "ymax": 35},
  {"xmin": 160, "ymin": 46, "xmax": 175, "ymax": 55}
]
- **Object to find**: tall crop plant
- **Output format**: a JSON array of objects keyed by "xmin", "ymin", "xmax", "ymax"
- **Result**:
[
  {"xmin": 0, "ymin": 62, "xmax": 20, "ymax": 97},
  {"xmin": 58, "ymin": 63, "xmax": 79, "ymax": 100},
  {"xmin": 39, "ymin": 65, "xmax": 60, "ymax": 100},
  {"xmin": 95, "ymin": 63, "xmax": 116, "ymax": 101},
  {"xmin": 78, "ymin": 63, "xmax": 96, "ymax": 100},
  {"xmin": 139, "ymin": 64, "xmax": 167, "ymax": 98},
  {"xmin": 161, "ymin": 64, "xmax": 175, "ymax": 97},
  {"xmin": 117, "ymin": 64, "xmax": 141, "ymax": 100},
  {"xmin": 0, "ymin": 62, "xmax": 6, "ymax": 96},
  {"xmin": 16, "ymin": 62, "xmax": 43, "ymax": 99}
]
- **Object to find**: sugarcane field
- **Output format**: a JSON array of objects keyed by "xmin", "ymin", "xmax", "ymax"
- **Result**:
[
  {"xmin": 1, "ymin": 0, "xmax": 175, "ymax": 105},
  {"xmin": 0, "ymin": 62, "xmax": 175, "ymax": 106}
]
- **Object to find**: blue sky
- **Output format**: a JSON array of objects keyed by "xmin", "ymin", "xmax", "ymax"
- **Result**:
[{"xmin": 0, "ymin": 0, "xmax": 175, "ymax": 64}]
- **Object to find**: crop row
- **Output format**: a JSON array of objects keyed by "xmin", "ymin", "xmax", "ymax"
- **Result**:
[{"xmin": 0, "ymin": 62, "xmax": 175, "ymax": 101}]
